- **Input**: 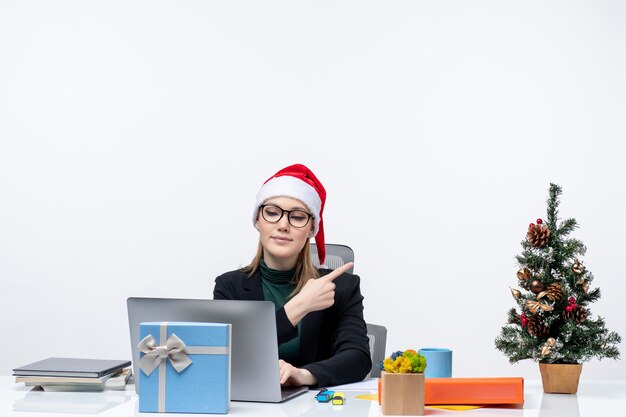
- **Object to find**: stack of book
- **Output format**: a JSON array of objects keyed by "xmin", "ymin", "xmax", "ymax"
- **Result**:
[{"xmin": 13, "ymin": 357, "xmax": 132, "ymax": 392}]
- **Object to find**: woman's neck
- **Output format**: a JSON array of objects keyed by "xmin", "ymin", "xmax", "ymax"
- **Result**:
[{"xmin": 262, "ymin": 253, "xmax": 297, "ymax": 271}]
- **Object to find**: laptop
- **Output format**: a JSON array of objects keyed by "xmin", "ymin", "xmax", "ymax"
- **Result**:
[{"xmin": 126, "ymin": 297, "xmax": 308, "ymax": 403}]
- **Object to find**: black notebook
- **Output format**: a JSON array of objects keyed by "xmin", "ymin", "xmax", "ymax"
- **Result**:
[{"xmin": 13, "ymin": 357, "xmax": 131, "ymax": 378}]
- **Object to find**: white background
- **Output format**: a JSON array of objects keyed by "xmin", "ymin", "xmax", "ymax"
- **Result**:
[{"xmin": 1, "ymin": 1, "xmax": 624, "ymax": 380}]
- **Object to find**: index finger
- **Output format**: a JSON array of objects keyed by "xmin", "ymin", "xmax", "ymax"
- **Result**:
[{"xmin": 321, "ymin": 262, "xmax": 354, "ymax": 282}]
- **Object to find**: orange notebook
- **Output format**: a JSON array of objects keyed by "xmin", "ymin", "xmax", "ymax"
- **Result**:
[
  {"xmin": 425, "ymin": 377, "xmax": 524, "ymax": 405},
  {"xmin": 378, "ymin": 377, "xmax": 524, "ymax": 406}
]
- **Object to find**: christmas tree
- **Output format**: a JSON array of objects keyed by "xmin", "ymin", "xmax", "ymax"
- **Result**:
[{"xmin": 495, "ymin": 184, "xmax": 621, "ymax": 364}]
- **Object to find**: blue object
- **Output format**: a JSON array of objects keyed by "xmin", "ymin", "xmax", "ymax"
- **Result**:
[
  {"xmin": 139, "ymin": 322, "xmax": 230, "ymax": 414},
  {"xmin": 315, "ymin": 389, "xmax": 335, "ymax": 402},
  {"xmin": 418, "ymin": 348, "xmax": 452, "ymax": 378}
]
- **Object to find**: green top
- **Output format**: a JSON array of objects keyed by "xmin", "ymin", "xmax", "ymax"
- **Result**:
[{"xmin": 260, "ymin": 259, "xmax": 301, "ymax": 362}]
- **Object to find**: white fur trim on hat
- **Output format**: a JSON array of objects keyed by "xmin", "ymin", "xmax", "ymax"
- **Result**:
[{"xmin": 253, "ymin": 176, "xmax": 322, "ymax": 235}]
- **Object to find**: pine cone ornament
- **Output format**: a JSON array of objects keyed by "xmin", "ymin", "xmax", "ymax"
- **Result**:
[
  {"xmin": 563, "ymin": 307, "xmax": 589, "ymax": 324},
  {"xmin": 527, "ymin": 223, "xmax": 550, "ymax": 247},
  {"xmin": 545, "ymin": 283, "xmax": 563, "ymax": 301},
  {"xmin": 526, "ymin": 315, "xmax": 549, "ymax": 337}
]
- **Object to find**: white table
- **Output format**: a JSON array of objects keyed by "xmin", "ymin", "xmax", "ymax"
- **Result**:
[{"xmin": 2, "ymin": 376, "xmax": 625, "ymax": 416}]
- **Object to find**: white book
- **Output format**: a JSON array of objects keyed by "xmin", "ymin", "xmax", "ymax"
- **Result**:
[{"xmin": 21, "ymin": 369, "xmax": 132, "ymax": 392}]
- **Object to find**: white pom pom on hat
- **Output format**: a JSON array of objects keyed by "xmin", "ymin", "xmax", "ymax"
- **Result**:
[{"xmin": 253, "ymin": 164, "xmax": 327, "ymax": 264}]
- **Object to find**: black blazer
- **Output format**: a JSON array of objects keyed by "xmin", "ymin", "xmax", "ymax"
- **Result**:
[{"xmin": 213, "ymin": 268, "xmax": 372, "ymax": 387}]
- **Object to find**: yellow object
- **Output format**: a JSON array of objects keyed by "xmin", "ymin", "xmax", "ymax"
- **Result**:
[
  {"xmin": 331, "ymin": 392, "xmax": 345, "ymax": 405},
  {"xmin": 355, "ymin": 393, "xmax": 484, "ymax": 411}
]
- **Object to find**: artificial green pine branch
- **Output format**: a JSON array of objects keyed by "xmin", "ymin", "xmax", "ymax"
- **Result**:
[
  {"xmin": 545, "ymin": 184, "xmax": 560, "ymax": 227},
  {"xmin": 557, "ymin": 218, "xmax": 577, "ymax": 236},
  {"xmin": 495, "ymin": 184, "xmax": 621, "ymax": 364}
]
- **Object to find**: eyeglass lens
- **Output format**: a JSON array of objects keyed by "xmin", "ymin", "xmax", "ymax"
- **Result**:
[{"xmin": 261, "ymin": 205, "xmax": 311, "ymax": 228}]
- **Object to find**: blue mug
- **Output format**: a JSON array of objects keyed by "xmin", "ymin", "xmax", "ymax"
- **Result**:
[{"xmin": 419, "ymin": 348, "xmax": 452, "ymax": 378}]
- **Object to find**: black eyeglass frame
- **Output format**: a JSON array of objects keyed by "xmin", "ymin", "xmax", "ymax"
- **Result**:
[{"xmin": 259, "ymin": 204, "xmax": 313, "ymax": 228}]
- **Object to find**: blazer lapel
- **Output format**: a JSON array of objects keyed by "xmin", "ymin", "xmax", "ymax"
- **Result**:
[{"xmin": 241, "ymin": 269, "xmax": 264, "ymax": 300}]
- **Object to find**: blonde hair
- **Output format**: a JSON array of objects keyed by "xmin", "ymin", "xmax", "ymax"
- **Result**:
[{"xmin": 241, "ymin": 240, "xmax": 320, "ymax": 297}]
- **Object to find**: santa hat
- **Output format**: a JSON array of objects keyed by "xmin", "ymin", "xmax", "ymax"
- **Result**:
[{"xmin": 253, "ymin": 164, "xmax": 327, "ymax": 264}]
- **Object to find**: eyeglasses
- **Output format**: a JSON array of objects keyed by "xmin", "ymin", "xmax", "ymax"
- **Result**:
[{"xmin": 259, "ymin": 204, "xmax": 313, "ymax": 228}]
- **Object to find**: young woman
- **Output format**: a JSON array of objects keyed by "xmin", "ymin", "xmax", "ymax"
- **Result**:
[{"xmin": 213, "ymin": 164, "xmax": 371, "ymax": 388}]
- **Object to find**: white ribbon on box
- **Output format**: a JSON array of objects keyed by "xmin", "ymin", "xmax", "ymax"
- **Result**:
[{"xmin": 138, "ymin": 322, "xmax": 229, "ymax": 412}]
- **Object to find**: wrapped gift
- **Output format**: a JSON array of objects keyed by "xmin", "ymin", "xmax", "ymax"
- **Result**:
[
  {"xmin": 424, "ymin": 377, "xmax": 524, "ymax": 405},
  {"xmin": 378, "ymin": 377, "xmax": 525, "ymax": 406},
  {"xmin": 138, "ymin": 322, "xmax": 231, "ymax": 414}
]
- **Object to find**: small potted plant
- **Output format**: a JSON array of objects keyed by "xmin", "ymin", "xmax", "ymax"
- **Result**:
[
  {"xmin": 378, "ymin": 349, "xmax": 427, "ymax": 415},
  {"xmin": 495, "ymin": 184, "xmax": 621, "ymax": 394}
]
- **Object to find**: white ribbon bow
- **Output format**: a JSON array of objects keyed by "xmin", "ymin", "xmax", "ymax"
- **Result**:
[{"xmin": 138, "ymin": 333, "xmax": 193, "ymax": 376}]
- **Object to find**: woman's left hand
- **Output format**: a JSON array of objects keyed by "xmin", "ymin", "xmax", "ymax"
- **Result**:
[{"xmin": 278, "ymin": 359, "xmax": 317, "ymax": 386}]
